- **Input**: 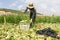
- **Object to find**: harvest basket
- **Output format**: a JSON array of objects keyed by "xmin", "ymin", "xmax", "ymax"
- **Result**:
[{"xmin": 19, "ymin": 20, "xmax": 30, "ymax": 30}]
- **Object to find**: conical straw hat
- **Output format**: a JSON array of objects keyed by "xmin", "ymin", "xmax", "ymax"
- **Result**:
[{"xmin": 28, "ymin": 2, "xmax": 34, "ymax": 8}]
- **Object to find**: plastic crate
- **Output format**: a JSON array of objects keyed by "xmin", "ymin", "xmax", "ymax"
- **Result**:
[{"xmin": 20, "ymin": 22, "xmax": 30, "ymax": 30}]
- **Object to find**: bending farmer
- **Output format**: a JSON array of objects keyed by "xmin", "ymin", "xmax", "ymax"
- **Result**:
[{"xmin": 24, "ymin": 2, "xmax": 36, "ymax": 27}]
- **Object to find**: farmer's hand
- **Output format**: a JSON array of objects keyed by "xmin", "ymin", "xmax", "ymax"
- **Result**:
[
  {"xmin": 21, "ymin": 11, "xmax": 25, "ymax": 13},
  {"xmin": 30, "ymin": 19, "xmax": 32, "ymax": 23}
]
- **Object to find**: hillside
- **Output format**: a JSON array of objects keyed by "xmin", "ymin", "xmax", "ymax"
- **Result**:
[
  {"xmin": 0, "ymin": 8, "xmax": 22, "ymax": 14},
  {"xmin": 0, "ymin": 8, "xmax": 42, "ymax": 16}
]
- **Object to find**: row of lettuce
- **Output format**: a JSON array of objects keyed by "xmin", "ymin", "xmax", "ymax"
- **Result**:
[{"xmin": 0, "ymin": 15, "xmax": 60, "ymax": 23}]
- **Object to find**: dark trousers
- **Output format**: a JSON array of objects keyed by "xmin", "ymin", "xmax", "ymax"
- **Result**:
[
  {"xmin": 30, "ymin": 12, "xmax": 36, "ymax": 28},
  {"xmin": 30, "ymin": 12, "xmax": 36, "ymax": 22}
]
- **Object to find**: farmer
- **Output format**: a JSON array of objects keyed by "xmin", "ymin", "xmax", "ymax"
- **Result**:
[{"xmin": 24, "ymin": 2, "xmax": 36, "ymax": 27}]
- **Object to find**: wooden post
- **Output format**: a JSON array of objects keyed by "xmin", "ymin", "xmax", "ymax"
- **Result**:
[{"xmin": 4, "ymin": 11, "xmax": 6, "ymax": 25}]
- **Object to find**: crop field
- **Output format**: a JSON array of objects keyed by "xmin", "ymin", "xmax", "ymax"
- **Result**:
[
  {"xmin": 0, "ymin": 23, "xmax": 60, "ymax": 40},
  {"xmin": 0, "ymin": 14, "xmax": 60, "ymax": 40}
]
